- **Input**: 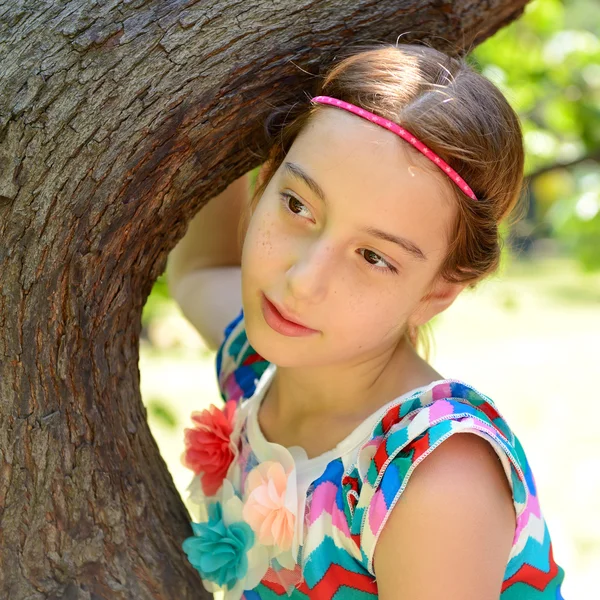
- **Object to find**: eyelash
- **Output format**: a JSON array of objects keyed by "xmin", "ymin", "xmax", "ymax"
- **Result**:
[{"xmin": 278, "ymin": 192, "xmax": 399, "ymax": 276}]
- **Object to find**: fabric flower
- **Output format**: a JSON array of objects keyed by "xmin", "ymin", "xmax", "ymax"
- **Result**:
[
  {"xmin": 243, "ymin": 461, "xmax": 296, "ymax": 551},
  {"xmin": 182, "ymin": 480, "xmax": 269, "ymax": 600},
  {"xmin": 183, "ymin": 502, "xmax": 253, "ymax": 588},
  {"xmin": 182, "ymin": 400, "xmax": 237, "ymax": 495}
]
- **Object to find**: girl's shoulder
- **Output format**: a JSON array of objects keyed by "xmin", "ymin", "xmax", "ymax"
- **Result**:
[
  {"xmin": 215, "ymin": 307, "xmax": 270, "ymax": 404},
  {"xmin": 342, "ymin": 379, "xmax": 565, "ymax": 594},
  {"xmin": 347, "ymin": 379, "xmax": 526, "ymax": 533},
  {"xmin": 364, "ymin": 378, "xmax": 522, "ymax": 466},
  {"xmin": 348, "ymin": 379, "xmax": 524, "ymax": 501},
  {"xmin": 354, "ymin": 379, "xmax": 526, "ymax": 493}
]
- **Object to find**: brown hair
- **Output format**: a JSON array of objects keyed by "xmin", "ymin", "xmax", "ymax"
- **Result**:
[{"xmin": 239, "ymin": 43, "xmax": 525, "ymax": 359}]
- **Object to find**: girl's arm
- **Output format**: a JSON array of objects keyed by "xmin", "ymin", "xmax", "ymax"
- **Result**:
[
  {"xmin": 167, "ymin": 174, "xmax": 248, "ymax": 278},
  {"xmin": 373, "ymin": 433, "xmax": 515, "ymax": 599},
  {"xmin": 166, "ymin": 173, "xmax": 250, "ymax": 350}
]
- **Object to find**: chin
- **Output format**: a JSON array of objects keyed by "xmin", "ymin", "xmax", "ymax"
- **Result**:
[
  {"xmin": 245, "ymin": 314, "xmax": 320, "ymax": 369},
  {"xmin": 244, "ymin": 313, "xmax": 289, "ymax": 364}
]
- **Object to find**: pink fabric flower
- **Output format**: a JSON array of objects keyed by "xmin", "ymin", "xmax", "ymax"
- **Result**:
[
  {"xmin": 181, "ymin": 400, "xmax": 237, "ymax": 496},
  {"xmin": 242, "ymin": 461, "xmax": 296, "ymax": 551}
]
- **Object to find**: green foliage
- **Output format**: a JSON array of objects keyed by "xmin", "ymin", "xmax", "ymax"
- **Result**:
[
  {"xmin": 473, "ymin": 0, "xmax": 600, "ymax": 270},
  {"xmin": 146, "ymin": 398, "xmax": 179, "ymax": 429},
  {"xmin": 474, "ymin": 0, "xmax": 600, "ymax": 171},
  {"xmin": 546, "ymin": 166, "xmax": 600, "ymax": 270},
  {"xmin": 142, "ymin": 273, "xmax": 171, "ymax": 328}
]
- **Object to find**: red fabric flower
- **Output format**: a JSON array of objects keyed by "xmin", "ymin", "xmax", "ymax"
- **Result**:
[{"xmin": 182, "ymin": 400, "xmax": 237, "ymax": 495}]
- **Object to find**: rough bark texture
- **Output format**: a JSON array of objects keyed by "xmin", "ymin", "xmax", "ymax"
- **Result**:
[{"xmin": 0, "ymin": 1, "xmax": 529, "ymax": 598}]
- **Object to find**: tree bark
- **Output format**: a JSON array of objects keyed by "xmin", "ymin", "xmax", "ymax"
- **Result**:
[{"xmin": 0, "ymin": 0, "xmax": 529, "ymax": 598}]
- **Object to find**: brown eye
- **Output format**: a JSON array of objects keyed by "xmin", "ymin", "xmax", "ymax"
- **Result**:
[
  {"xmin": 358, "ymin": 248, "xmax": 399, "ymax": 275},
  {"xmin": 279, "ymin": 192, "xmax": 312, "ymax": 219},
  {"xmin": 363, "ymin": 250, "xmax": 380, "ymax": 265},
  {"xmin": 289, "ymin": 197, "xmax": 304, "ymax": 214}
]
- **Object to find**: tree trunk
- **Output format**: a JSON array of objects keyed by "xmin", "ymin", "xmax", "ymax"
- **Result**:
[{"xmin": 0, "ymin": 0, "xmax": 529, "ymax": 598}]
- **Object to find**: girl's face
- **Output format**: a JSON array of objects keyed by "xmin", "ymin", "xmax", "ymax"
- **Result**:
[{"xmin": 241, "ymin": 108, "xmax": 463, "ymax": 368}]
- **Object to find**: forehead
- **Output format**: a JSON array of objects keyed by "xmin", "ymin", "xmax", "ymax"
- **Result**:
[
  {"xmin": 283, "ymin": 108, "xmax": 456, "ymax": 246},
  {"xmin": 293, "ymin": 108, "xmax": 447, "ymax": 194}
]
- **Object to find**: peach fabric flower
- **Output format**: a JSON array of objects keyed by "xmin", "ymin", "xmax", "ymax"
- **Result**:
[
  {"xmin": 182, "ymin": 400, "xmax": 237, "ymax": 495},
  {"xmin": 242, "ymin": 461, "xmax": 296, "ymax": 551}
]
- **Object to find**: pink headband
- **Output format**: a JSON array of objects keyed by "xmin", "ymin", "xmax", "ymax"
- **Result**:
[{"xmin": 311, "ymin": 95, "xmax": 478, "ymax": 201}]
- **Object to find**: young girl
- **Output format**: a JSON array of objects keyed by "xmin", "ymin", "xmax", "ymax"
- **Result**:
[{"xmin": 168, "ymin": 44, "xmax": 565, "ymax": 599}]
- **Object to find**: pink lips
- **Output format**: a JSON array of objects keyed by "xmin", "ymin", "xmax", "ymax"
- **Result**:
[{"xmin": 261, "ymin": 294, "xmax": 319, "ymax": 337}]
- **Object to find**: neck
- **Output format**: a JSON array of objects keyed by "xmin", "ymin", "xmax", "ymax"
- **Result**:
[{"xmin": 263, "ymin": 337, "xmax": 442, "ymax": 425}]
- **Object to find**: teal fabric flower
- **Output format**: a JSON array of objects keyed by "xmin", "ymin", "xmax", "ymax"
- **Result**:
[{"xmin": 183, "ymin": 502, "xmax": 255, "ymax": 589}]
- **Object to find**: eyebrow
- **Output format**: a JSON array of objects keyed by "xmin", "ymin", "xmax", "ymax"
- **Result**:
[
  {"xmin": 282, "ymin": 161, "xmax": 428, "ymax": 261},
  {"xmin": 283, "ymin": 161, "xmax": 327, "ymax": 203}
]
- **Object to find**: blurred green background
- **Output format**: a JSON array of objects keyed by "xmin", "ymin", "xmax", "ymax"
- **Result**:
[{"xmin": 140, "ymin": 0, "xmax": 599, "ymax": 596}]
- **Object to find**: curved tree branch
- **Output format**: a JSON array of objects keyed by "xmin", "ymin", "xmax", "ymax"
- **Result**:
[
  {"xmin": 0, "ymin": 1, "xmax": 529, "ymax": 598},
  {"xmin": 525, "ymin": 149, "xmax": 600, "ymax": 182}
]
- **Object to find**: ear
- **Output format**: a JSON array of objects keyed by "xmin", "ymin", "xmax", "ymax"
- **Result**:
[{"xmin": 409, "ymin": 277, "xmax": 467, "ymax": 328}]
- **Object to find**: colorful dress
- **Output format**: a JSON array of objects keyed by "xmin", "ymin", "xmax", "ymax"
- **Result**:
[{"xmin": 181, "ymin": 308, "xmax": 565, "ymax": 599}]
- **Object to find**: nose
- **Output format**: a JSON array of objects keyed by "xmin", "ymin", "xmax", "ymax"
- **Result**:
[{"xmin": 285, "ymin": 239, "xmax": 336, "ymax": 304}]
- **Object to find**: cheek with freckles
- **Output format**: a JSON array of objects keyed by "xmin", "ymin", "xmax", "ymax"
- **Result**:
[
  {"xmin": 247, "ymin": 219, "xmax": 283, "ymax": 272},
  {"xmin": 241, "ymin": 206, "xmax": 288, "ymax": 313}
]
